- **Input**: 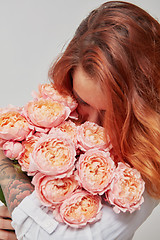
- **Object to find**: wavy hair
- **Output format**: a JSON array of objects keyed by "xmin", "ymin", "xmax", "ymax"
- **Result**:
[{"xmin": 49, "ymin": 1, "xmax": 160, "ymax": 199}]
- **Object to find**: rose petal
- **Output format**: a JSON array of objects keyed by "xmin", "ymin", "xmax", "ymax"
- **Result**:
[
  {"xmin": 18, "ymin": 133, "xmax": 40, "ymax": 173},
  {"xmin": 54, "ymin": 120, "xmax": 78, "ymax": 148}
]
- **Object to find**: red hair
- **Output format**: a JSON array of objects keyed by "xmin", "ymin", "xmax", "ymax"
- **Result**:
[{"xmin": 49, "ymin": 1, "xmax": 160, "ymax": 198}]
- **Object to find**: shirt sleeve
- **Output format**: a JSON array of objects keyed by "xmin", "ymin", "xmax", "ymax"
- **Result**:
[{"xmin": 11, "ymin": 190, "xmax": 159, "ymax": 240}]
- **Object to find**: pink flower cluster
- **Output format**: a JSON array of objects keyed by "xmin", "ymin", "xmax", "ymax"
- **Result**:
[{"xmin": 0, "ymin": 83, "xmax": 145, "ymax": 228}]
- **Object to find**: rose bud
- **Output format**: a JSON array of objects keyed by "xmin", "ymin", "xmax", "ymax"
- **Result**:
[{"xmin": 3, "ymin": 141, "xmax": 24, "ymax": 160}]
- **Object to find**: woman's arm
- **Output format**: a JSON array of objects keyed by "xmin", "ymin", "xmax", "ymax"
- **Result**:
[{"xmin": 0, "ymin": 150, "xmax": 34, "ymax": 215}]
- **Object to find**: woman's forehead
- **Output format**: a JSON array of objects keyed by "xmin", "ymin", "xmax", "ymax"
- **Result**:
[{"xmin": 72, "ymin": 65, "xmax": 107, "ymax": 110}]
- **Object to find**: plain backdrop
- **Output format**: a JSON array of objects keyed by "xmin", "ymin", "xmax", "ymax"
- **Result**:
[{"xmin": 0, "ymin": 1, "xmax": 160, "ymax": 239}]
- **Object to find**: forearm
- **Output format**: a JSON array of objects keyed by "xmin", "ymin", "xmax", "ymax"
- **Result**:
[{"xmin": 0, "ymin": 151, "xmax": 34, "ymax": 215}]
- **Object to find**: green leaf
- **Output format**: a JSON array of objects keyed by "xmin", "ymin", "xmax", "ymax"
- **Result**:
[{"xmin": 0, "ymin": 185, "xmax": 7, "ymax": 206}]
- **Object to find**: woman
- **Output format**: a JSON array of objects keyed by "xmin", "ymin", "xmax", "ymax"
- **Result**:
[{"xmin": 0, "ymin": 1, "xmax": 160, "ymax": 239}]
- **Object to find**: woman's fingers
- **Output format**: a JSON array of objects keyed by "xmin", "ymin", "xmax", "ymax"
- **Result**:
[
  {"xmin": 0, "ymin": 218, "xmax": 14, "ymax": 230},
  {"xmin": 0, "ymin": 229, "xmax": 17, "ymax": 240},
  {"xmin": 0, "ymin": 205, "xmax": 17, "ymax": 239},
  {"xmin": 0, "ymin": 206, "xmax": 14, "ymax": 230},
  {"xmin": 0, "ymin": 206, "xmax": 11, "ymax": 218}
]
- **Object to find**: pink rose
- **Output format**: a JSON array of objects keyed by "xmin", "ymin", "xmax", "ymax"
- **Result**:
[
  {"xmin": 57, "ymin": 189, "xmax": 102, "ymax": 228},
  {"xmin": 23, "ymin": 98, "xmax": 71, "ymax": 130},
  {"xmin": 18, "ymin": 133, "xmax": 40, "ymax": 173},
  {"xmin": 0, "ymin": 110, "xmax": 31, "ymax": 141},
  {"xmin": 3, "ymin": 141, "xmax": 24, "ymax": 160},
  {"xmin": 77, "ymin": 121, "xmax": 112, "ymax": 151},
  {"xmin": 105, "ymin": 162, "xmax": 145, "ymax": 213},
  {"xmin": 32, "ymin": 172, "xmax": 79, "ymax": 206},
  {"xmin": 50, "ymin": 120, "xmax": 78, "ymax": 148},
  {"xmin": 32, "ymin": 83, "xmax": 78, "ymax": 112},
  {"xmin": 76, "ymin": 149, "xmax": 115, "ymax": 195},
  {"xmin": 30, "ymin": 131, "xmax": 76, "ymax": 177}
]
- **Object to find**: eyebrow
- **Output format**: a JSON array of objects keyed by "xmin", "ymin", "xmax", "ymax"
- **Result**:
[{"xmin": 72, "ymin": 89, "xmax": 89, "ymax": 106}]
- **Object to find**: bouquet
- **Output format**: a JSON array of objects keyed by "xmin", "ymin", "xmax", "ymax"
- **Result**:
[{"xmin": 0, "ymin": 83, "xmax": 145, "ymax": 228}]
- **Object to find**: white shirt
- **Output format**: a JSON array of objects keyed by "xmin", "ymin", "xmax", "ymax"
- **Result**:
[{"xmin": 11, "ymin": 191, "xmax": 159, "ymax": 240}]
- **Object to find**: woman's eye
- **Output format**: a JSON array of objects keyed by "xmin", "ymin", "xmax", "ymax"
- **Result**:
[
  {"xmin": 72, "ymin": 89, "xmax": 90, "ymax": 107},
  {"xmin": 79, "ymin": 100, "xmax": 89, "ymax": 106},
  {"xmin": 75, "ymin": 96, "xmax": 89, "ymax": 106}
]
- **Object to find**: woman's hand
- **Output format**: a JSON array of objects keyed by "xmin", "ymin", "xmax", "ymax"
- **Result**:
[{"xmin": 0, "ymin": 205, "xmax": 17, "ymax": 240}]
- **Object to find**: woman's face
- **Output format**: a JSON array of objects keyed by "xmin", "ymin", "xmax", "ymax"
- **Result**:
[{"xmin": 72, "ymin": 65, "xmax": 107, "ymax": 126}]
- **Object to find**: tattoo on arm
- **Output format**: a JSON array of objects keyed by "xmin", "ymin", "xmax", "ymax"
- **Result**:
[{"xmin": 0, "ymin": 157, "xmax": 34, "ymax": 214}]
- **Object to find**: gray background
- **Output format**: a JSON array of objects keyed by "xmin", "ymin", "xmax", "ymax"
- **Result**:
[{"xmin": 0, "ymin": 1, "xmax": 159, "ymax": 239}]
